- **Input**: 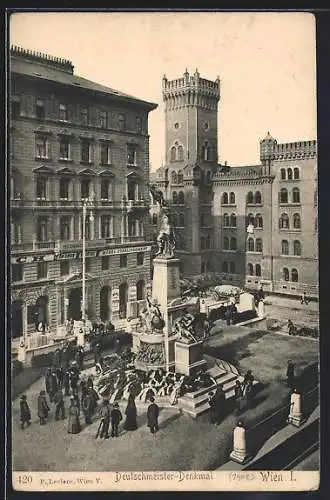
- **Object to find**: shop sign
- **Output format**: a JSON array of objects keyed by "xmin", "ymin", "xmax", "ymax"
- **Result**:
[{"xmin": 98, "ymin": 245, "xmax": 151, "ymax": 257}]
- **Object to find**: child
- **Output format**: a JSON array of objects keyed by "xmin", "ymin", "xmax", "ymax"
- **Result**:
[
  {"xmin": 110, "ymin": 402, "xmax": 123, "ymax": 437},
  {"xmin": 20, "ymin": 394, "xmax": 31, "ymax": 429}
]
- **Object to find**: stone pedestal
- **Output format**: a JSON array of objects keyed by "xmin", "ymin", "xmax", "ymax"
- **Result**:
[
  {"xmin": 77, "ymin": 329, "xmax": 85, "ymax": 347},
  {"xmin": 258, "ymin": 300, "xmax": 265, "ymax": 319},
  {"xmin": 175, "ymin": 340, "xmax": 207, "ymax": 376},
  {"xmin": 230, "ymin": 425, "xmax": 250, "ymax": 464},
  {"xmin": 17, "ymin": 338, "xmax": 26, "ymax": 363},
  {"xmin": 152, "ymin": 257, "xmax": 181, "ymax": 311},
  {"xmin": 287, "ymin": 392, "xmax": 304, "ymax": 427}
]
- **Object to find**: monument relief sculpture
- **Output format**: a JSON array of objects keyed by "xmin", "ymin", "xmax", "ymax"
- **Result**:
[{"xmin": 149, "ymin": 184, "xmax": 176, "ymax": 259}]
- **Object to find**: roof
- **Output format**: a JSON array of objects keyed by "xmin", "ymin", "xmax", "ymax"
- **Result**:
[{"xmin": 10, "ymin": 54, "xmax": 157, "ymax": 111}]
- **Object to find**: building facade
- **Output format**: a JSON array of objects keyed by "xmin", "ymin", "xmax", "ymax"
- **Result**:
[
  {"xmin": 152, "ymin": 70, "xmax": 318, "ymax": 297},
  {"xmin": 10, "ymin": 46, "xmax": 157, "ymax": 339}
]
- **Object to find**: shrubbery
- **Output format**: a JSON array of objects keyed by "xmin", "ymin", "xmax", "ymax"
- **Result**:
[{"xmin": 12, "ymin": 359, "xmax": 23, "ymax": 376}]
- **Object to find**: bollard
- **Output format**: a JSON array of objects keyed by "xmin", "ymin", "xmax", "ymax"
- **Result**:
[
  {"xmin": 287, "ymin": 389, "xmax": 304, "ymax": 427},
  {"xmin": 258, "ymin": 300, "xmax": 265, "ymax": 319},
  {"xmin": 230, "ymin": 420, "xmax": 250, "ymax": 464},
  {"xmin": 17, "ymin": 337, "xmax": 26, "ymax": 363},
  {"xmin": 77, "ymin": 329, "xmax": 85, "ymax": 347}
]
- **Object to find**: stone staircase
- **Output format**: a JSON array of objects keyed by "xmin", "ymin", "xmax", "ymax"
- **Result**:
[{"xmin": 177, "ymin": 360, "xmax": 259, "ymax": 418}]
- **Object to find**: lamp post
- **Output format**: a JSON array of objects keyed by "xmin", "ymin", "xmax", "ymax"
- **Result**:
[{"xmin": 81, "ymin": 194, "xmax": 94, "ymax": 327}]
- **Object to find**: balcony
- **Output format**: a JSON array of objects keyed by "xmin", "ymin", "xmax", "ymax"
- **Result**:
[
  {"xmin": 10, "ymin": 199, "xmax": 124, "ymax": 210},
  {"xmin": 11, "ymin": 241, "xmax": 56, "ymax": 253}
]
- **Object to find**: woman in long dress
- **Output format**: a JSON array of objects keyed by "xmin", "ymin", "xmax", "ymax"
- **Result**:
[
  {"xmin": 68, "ymin": 397, "xmax": 81, "ymax": 434},
  {"xmin": 123, "ymin": 394, "xmax": 138, "ymax": 431}
]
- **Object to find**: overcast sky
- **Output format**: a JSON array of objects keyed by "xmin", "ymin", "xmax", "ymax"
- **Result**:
[{"xmin": 10, "ymin": 11, "xmax": 316, "ymax": 170}]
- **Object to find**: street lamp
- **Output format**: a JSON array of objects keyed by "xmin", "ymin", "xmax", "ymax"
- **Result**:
[{"xmin": 81, "ymin": 194, "xmax": 95, "ymax": 326}]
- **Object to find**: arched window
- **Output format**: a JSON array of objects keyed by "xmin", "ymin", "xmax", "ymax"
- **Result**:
[
  {"xmin": 247, "ymin": 263, "xmax": 254, "ymax": 275},
  {"xmin": 223, "ymin": 236, "xmax": 229, "ymax": 250},
  {"xmin": 178, "ymin": 191, "xmax": 185, "ymax": 204},
  {"xmin": 283, "ymin": 267, "xmax": 289, "ymax": 281},
  {"xmin": 177, "ymin": 145, "xmax": 184, "ymax": 161},
  {"xmin": 255, "ymin": 213, "xmax": 263, "ymax": 228},
  {"xmin": 177, "ymin": 170, "xmax": 183, "ymax": 184},
  {"xmin": 171, "ymin": 171, "xmax": 177, "ymax": 184},
  {"xmin": 247, "ymin": 213, "xmax": 255, "ymax": 226},
  {"xmin": 206, "ymin": 236, "xmax": 211, "ymax": 249},
  {"xmin": 293, "ymin": 213, "xmax": 301, "ymax": 229},
  {"xmin": 255, "ymin": 238, "xmax": 263, "ymax": 252},
  {"xmin": 255, "ymin": 264, "xmax": 261, "ymax": 277},
  {"xmin": 280, "ymin": 213, "xmax": 290, "ymax": 229},
  {"xmin": 294, "ymin": 167, "xmax": 300, "ymax": 180},
  {"xmin": 247, "ymin": 238, "xmax": 254, "ymax": 252},
  {"xmin": 279, "ymin": 188, "xmax": 288, "ymax": 204},
  {"xmin": 223, "ymin": 213, "xmax": 229, "ymax": 227},
  {"xmin": 230, "ymin": 237, "xmax": 237, "ymax": 250},
  {"xmin": 292, "ymin": 187, "xmax": 300, "ymax": 203},
  {"xmin": 255, "ymin": 191, "xmax": 262, "ymax": 204},
  {"xmin": 222, "ymin": 192, "xmax": 228, "ymax": 205},
  {"xmin": 287, "ymin": 168, "xmax": 293, "ymax": 180},
  {"xmin": 152, "ymin": 214, "xmax": 158, "ymax": 225},
  {"xmin": 280, "ymin": 168, "xmax": 286, "ymax": 180},
  {"xmin": 229, "ymin": 262, "xmax": 236, "ymax": 274},
  {"xmin": 281, "ymin": 240, "xmax": 289, "ymax": 255},
  {"xmin": 179, "ymin": 213, "xmax": 185, "ymax": 226},
  {"xmin": 172, "ymin": 191, "xmax": 178, "ymax": 204},
  {"xmin": 222, "ymin": 261, "xmax": 228, "ymax": 273},
  {"xmin": 293, "ymin": 240, "xmax": 301, "ymax": 256},
  {"xmin": 201, "ymin": 237, "xmax": 205, "ymax": 250},
  {"xmin": 170, "ymin": 146, "xmax": 176, "ymax": 161},
  {"xmin": 247, "ymin": 191, "xmax": 254, "ymax": 204},
  {"xmin": 291, "ymin": 268, "xmax": 299, "ymax": 282},
  {"xmin": 230, "ymin": 213, "xmax": 237, "ymax": 227},
  {"xmin": 172, "ymin": 213, "xmax": 178, "ymax": 227},
  {"xmin": 229, "ymin": 192, "xmax": 235, "ymax": 204}
]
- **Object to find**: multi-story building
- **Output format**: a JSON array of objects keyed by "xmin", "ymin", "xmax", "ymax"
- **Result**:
[
  {"xmin": 10, "ymin": 46, "xmax": 157, "ymax": 339},
  {"xmin": 152, "ymin": 70, "xmax": 318, "ymax": 297}
]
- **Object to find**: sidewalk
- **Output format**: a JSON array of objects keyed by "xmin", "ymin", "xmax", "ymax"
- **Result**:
[{"xmin": 265, "ymin": 295, "xmax": 319, "ymax": 312}]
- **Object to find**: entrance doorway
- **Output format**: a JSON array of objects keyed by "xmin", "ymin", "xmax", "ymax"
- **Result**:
[
  {"xmin": 100, "ymin": 286, "xmax": 111, "ymax": 322},
  {"xmin": 68, "ymin": 288, "xmax": 82, "ymax": 321},
  {"xmin": 11, "ymin": 300, "xmax": 23, "ymax": 338},
  {"xmin": 35, "ymin": 295, "xmax": 49, "ymax": 326},
  {"xmin": 119, "ymin": 283, "xmax": 128, "ymax": 319}
]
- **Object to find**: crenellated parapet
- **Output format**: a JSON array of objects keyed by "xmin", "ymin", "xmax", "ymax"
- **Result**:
[
  {"xmin": 10, "ymin": 45, "xmax": 74, "ymax": 74},
  {"xmin": 273, "ymin": 140, "xmax": 317, "ymax": 160},
  {"xmin": 162, "ymin": 69, "xmax": 220, "ymax": 111}
]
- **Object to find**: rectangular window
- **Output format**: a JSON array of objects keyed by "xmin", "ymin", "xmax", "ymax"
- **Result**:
[
  {"xmin": 100, "ymin": 142, "xmax": 111, "ymax": 165},
  {"xmin": 60, "ymin": 216, "xmax": 71, "ymax": 240},
  {"xmin": 101, "ymin": 180, "xmax": 110, "ymax": 200},
  {"xmin": 101, "ymin": 256, "xmax": 110, "ymax": 270},
  {"xmin": 81, "ymin": 139, "xmax": 91, "ymax": 163},
  {"xmin": 81, "ymin": 179, "xmax": 90, "ymax": 199},
  {"xmin": 59, "ymin": 137, "xmax": 70, "ymax": 160},
  {"xmin": 35, "ymin": 136, "xmax": 48, "ymax": 158},
  {"xmin": 60, "ymin": 261, "xmax": 69, "ymax": 276},
  {"xmin": 120, "ymin": 254, "xmax": 127, "ymax": 268},
  {"xmin": 59, "ymin": 178, "xmax": 70, "ymax": 199},
  {"xmin": 11, "ymin": 97, "xmax": 21, "ymax": 119},
  {"xmin": 101, "ymin": 215, "xmax": 112, "ymax": 238},
  {"xmin": 136, "ymin": 117, "xmax": 142, "ymax": 133},
  {"xmin": 127, "ymin": 144, "xmax": 137, "ymax": 165},
  {"xmin": 37, "ymin": 261, "xmax": 48, "ymax": 279},
  {"xmin": 137, "ymin": 252, "xmax": 144, "ymax": 266},
  {"xmin": 37, "ymin": 216, "xmax": 49, "ymax": 241},
  {"xmin": 36, "ymin": 178, "xmax": 47, "ymax": 199},
  {"xmin": 99, "ymin": 110, "xmax": 108, "ymax": 128},
  {"xmin": 80, "ymin": 106, "xmax": 89, "ymax": 125},
  {"xmin": 118, "ymin": 113, "xmax": 126, "ymax": 131},
  {"xmin": 12, "ymin": 263, "xmax": 23, "ymax": 282},
  {"xmin": 36, "ymin": 99, "xmax": 45, "ymax": 120},
  {"xmin": 11, "ymin": 222, "xmax": 22, "ymax": 244},
  {"xmin": 59, "ymin": 103, "xmax": 68, "ymax": 121}
]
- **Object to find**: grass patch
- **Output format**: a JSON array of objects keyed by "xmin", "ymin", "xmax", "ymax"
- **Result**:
[{"xmin": 12, "ymin": 366, "xmax": 45, "ymax": 399}]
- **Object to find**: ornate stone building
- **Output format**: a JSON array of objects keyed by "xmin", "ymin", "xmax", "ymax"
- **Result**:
[
  {"xmin": 10, "ymin": 46, "xmax": 157, "ymax": 339},
  {"xmin": 152, "ymin": 70, "xmax": 318, "ymax": 298}
]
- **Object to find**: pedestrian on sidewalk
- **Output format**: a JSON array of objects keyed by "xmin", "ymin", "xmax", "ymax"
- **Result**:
[
  {"xmin": 54, "ymin": 388, "xmax": 65, "ymax": 420},
  {"xmin": 123, "ymin": 394, "xmax": 138, "ymax": 431},
  {"xmin": 234, "ymin": 380, "xmax": 244, "ymax": 414},
  {"xmin": 147, "ymin": 397, "xmax": 159, "ymax": 434},
  {"xmin": 19, "ymin": 394, "xmax": 31, "ymax": 429},
  {"xmin": 96, "ymin": 399, "xmax": 110, "ymax": 439},
  {"xmin": 300, "ymin": 291, "xmax": 309, "ymax": 305},
  {"xmin": 82, "ymin": 391, "xmax": 93, "ymax": 425},
  {"xmin": 49, "ymin": 369, "xmax": 58, "ymax": 403},
  {"xmin": 286, "ymin": 360, "xmax": 295, "ymax": 389},
  {"xmin": 68, "ymin": 396, "xmax": 81, "ymax": 434},
  {"xmin": 37, "ymin": 390, "xmax": 50, "ymax": 425},
  {"xmin": 288, "ymin": 319, "xmax": 296, "ymax": 336},
  {"xmin": 45, "ymin": 367, "xmax": 52, "ymax": 400},
  {"xmin": 63, "ymin": 370, "xmax": 70, "ymax": 396},
  {"xmin": 56, "ymin": 366, "xmax": 64, "ymax": 389},
  {"xmin": 110, "ymin": 402, "xmax": 123, "ymax": 437},
  {"xmin": 242, "ymin": 370, "xmax": 254, "ymax": 409}
]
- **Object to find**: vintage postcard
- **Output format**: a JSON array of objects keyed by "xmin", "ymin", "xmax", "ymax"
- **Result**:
[{"xmin": 9, "ymin": 10, "xmax": 319, "ymax": 492}]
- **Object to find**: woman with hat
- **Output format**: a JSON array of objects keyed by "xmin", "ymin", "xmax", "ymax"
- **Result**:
[
  {"xmin": 68, "ymin": 396, "xmax": 81, "ymax": 434},
  {"xmin": 20, "ymin": 394, "xmax": 31, "ymax": 429}
]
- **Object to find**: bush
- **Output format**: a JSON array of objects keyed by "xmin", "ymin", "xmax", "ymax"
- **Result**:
[
  {"xmin": 31, "ymin": 351, "xmax": 54, "ymax": 368},
  {"xmin": 12, "ymin": 359, "xmax": 23, "ymax": 376},
  {"xmin": 233, "ymin": 309, "xmax": 258, "ymax": 324},
  {"xmin": 296, "ymin": 326, "xmax": 319, "ymax": 339}
]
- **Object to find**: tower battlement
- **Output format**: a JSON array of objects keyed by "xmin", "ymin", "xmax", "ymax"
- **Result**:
[
  {"xmin": 162, "ymin": 69, "xmax": 220, "ymax": 110},
  {"xmin": 10, "ymin": 45, "xmax": 74, "ymax": 74},
  {"xmin": 273, "ymin": 140, "xmax": 317, "ymax": 160}
]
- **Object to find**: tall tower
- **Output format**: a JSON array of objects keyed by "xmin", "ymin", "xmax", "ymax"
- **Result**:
[{"xmin": 161, "ymin": 70, "xmax": 221, "ymax": 277}]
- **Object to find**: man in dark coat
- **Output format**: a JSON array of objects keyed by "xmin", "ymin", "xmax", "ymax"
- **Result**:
[
  {"xmin": 63, "ymin": 370, "xmax": 70, "ymax": 396},
  {"xmin": 70, "ymin": 369, "xmax": 79, "ymax": 396},
  {"xmin": 45, "ymin": 368, "xmax": 52, "ymax": 399},
  {"xmin": 37, "ymin": 390, "xmax": 50, "ymax": 425},
  {"xmin": 61, "ymin": 347, "xmax": 69, "ymax": 371},
  {"xmin": 110, "ymin": 402, "xmax": 123, "ymax": 437},
  {"xmin": 20, "ymin": 394, "xmax": 31, "ymax": 429},
  {"xmin": 54, "ymin": 388, "xmax": 65, "ymax": 420},
  {"xmin": 93, "ymin": 343, "xmax": 102, "ymax": 365},
  {"xmin": 286, "ymin": 360, "xmax": 295, "ymax": 389},
  {"xmin": 75, "ymin": 347, "xmax": 84, "ymax": 372},
  {"xmin": 82, "ymin": 391, "xmax": 93, "ymax": 425},
  {"xmin": 49, "ymin": 369, "xmax": 58, "ymax": 403},
  {"xmin": 147, "ymin": 397, "xmax": 159, "ymax": 434},
  {"xmin": 52, "ymin": 348, "xmax": 61, "ymax": 370},
  {"xmin": 56, "ymin": 366, "xmax": 64, "ymax": 389},
  {"xmin": 96, "ymin": 399, "xmax": 110, "ymax": 439},
  {"xmin": 208, "ymin": 388, "xmax": 225, "ymax": 426}
]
